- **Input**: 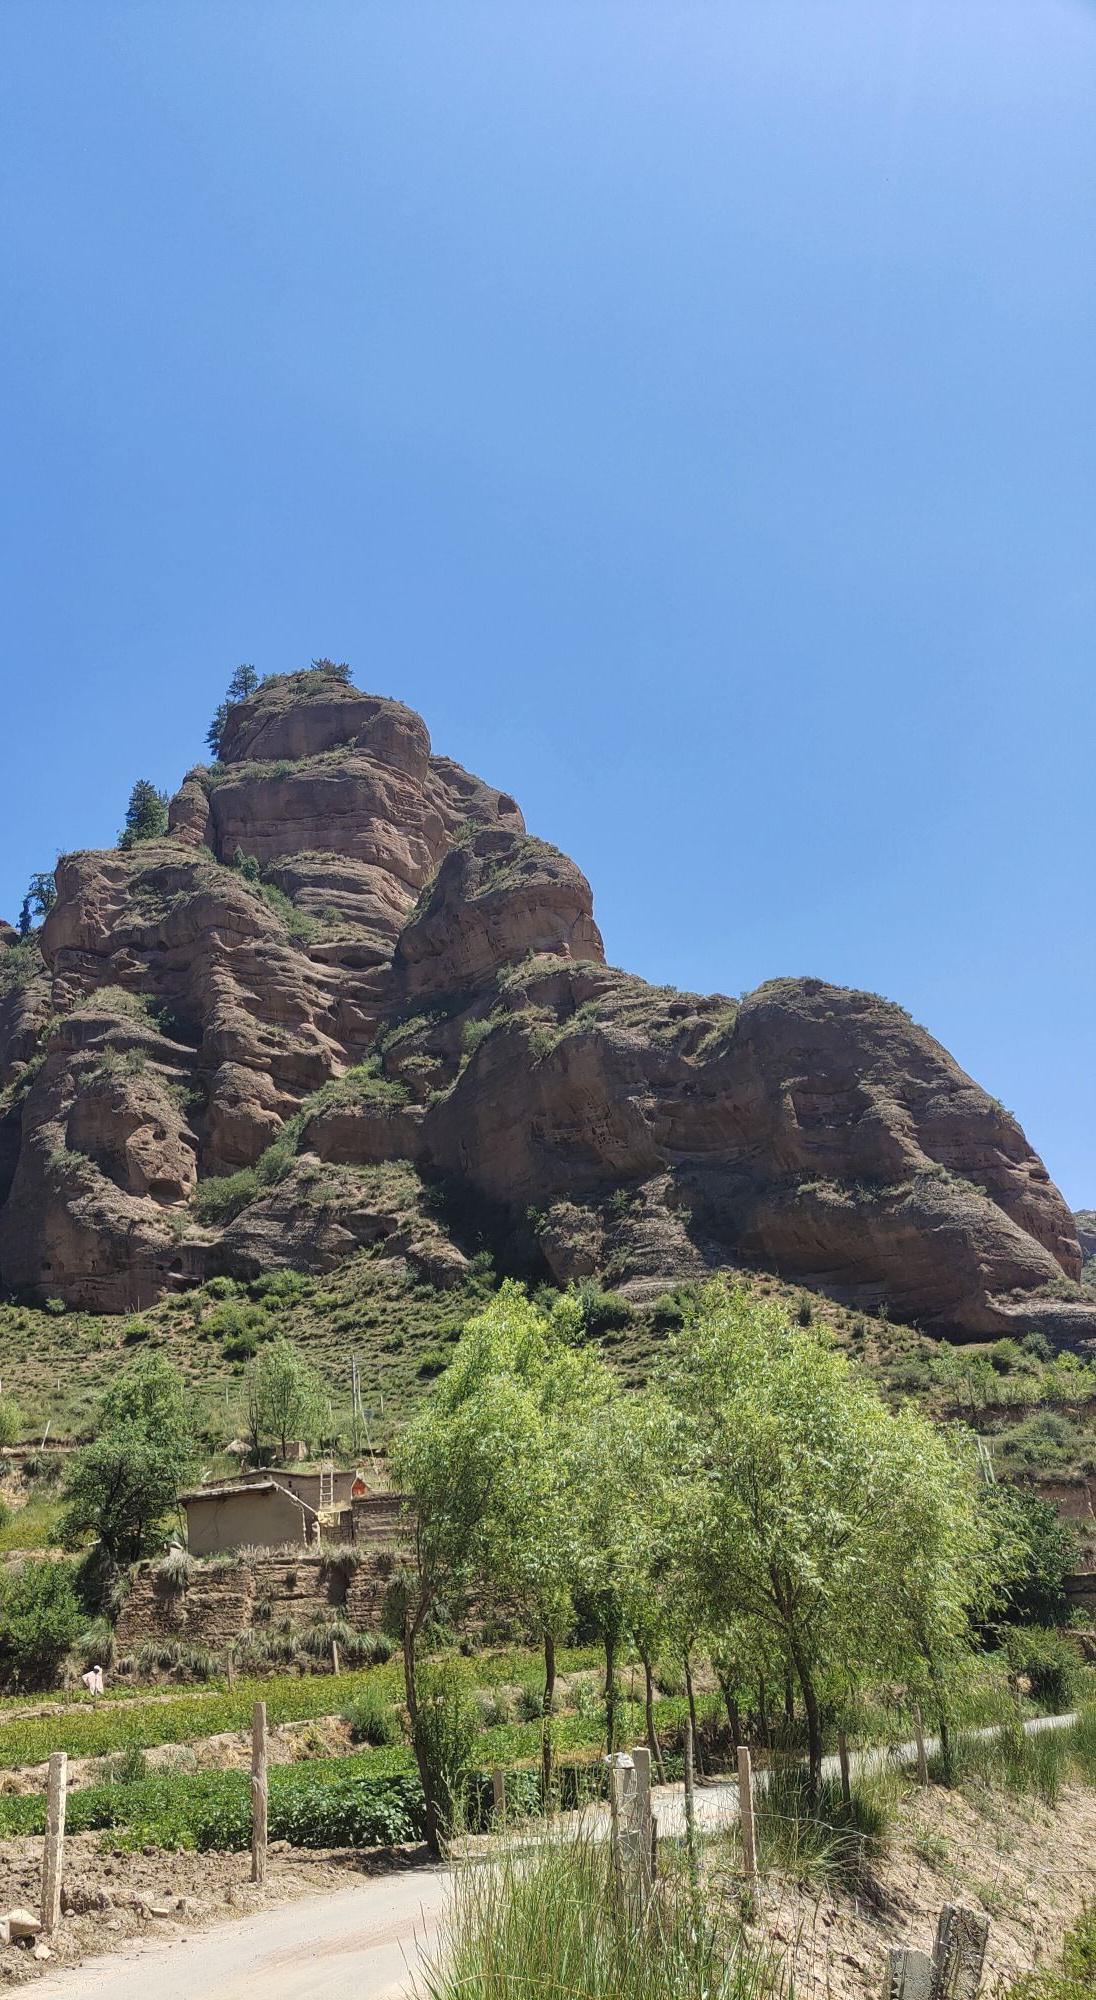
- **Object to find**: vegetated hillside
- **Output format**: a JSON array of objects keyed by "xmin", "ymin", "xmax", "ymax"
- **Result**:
[
  {"xmin": 0, "ymin": 663, "xmax": 1091, "ymax": 1355},
  {"xmin": 5, "ymin": 1255, "xmax": 1094, "ymax": 1527}
]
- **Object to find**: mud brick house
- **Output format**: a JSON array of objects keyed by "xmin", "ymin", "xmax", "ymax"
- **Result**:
[
  {"xmin": 180, "ymin": 1467, "xmax": 405, "ymax": 1558},
  {"xmin": 181, "ymin": 1473, "xmax": 322, "ymax": 1556}
]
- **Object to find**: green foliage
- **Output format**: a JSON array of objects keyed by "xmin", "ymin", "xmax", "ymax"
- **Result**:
[
  {"xmin": 0, "ymin": 1756, "xmax": 423, "ymax": 1851},
  {"xmin": 342, "ymin": 1686, "xmax": 402, "ymax": 1747},
  {"xmin": 573, "ymin": 1282, "xmax": 634, "ymax": 1336},
  {"xmin": 0, "ymin": 1560, "xmax": 82, "ymax": 1688},
  {"xmin": 417, "ymin": 1829, "xmax": 760, "ymax": 2000},
  {"xmin": 118, "ymin": 779, "xmax": 169, "ymax": 850},
  {"xmin": 929, "ymin": 1711, "xmax": 1075, "ymax": 1806},
  {"xmin": 59, "ymin": 1352, "xmax": 197, "ymax": 1564},
  {"xmin": 999, "ymin": 1626, "xmax": 1082, "ymax": 1714},
  {"xmin": 658, "ymin": 1284, "xmax": 993, "ymax": 1798},
  {"xmin": 0, "ymin": 935, "xmax": 44, "ymax": 993},
  {"xmin": 18, "ymin": 871, "xmax": 56, "ymax": 935},
  {"xmin": 409, "ymin": 1662, "xmax": 485, "ymax": 1843},
  {"xmin": 981, "ymin": 1483, "xmax": 1079, "ymax": 1626},
  {"xmin": 244, "ymin": 1335, "xmax": 324, "ymax": 1461},
  {"xmin": 207, "ymin": 664, "xmax": 260, "ymax": 755},
  {"xmin": 191, "ymin": 1117, "xmax": 305, "ymax": 1224},
  {"xmin": 749, "ymin": 1761, "xmax": 895, "ymax": 1888},
  {"xmin": 0, "ymin": 1396, "xmax": 24, "ymax": 1448}
]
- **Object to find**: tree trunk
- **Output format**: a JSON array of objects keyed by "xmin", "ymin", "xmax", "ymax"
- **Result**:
[
  {"xmin": 784, "ymin": 1671, "xmax": 795, "ymax": 1726},
  {"xmin": 789, "ymin": 1644, "xmax": 823, "ymax": 1810},
  {"xmin": 403, "ymin": 1606, "xmax": 439, "ymax": 1856},
  {"xmin": 641, "ymin": 1651, "xmax": 666, "ymax": 1782},
  {"xmin": 541, "ymin": 1631, "xmax": 556, "ymax": 1802},
  {"xmin": 684, "ymin": 1652, "xmax": 703, "ymax": 1777},
  {"xmin": 717, "ymin": 1672, "xmax": 742, "ymax": 1750},
  {"xmin": 757, "ymin": 1676, "xmax": 770, "ymax": 1749},
  {"xmin": 604, "ymin": 1631, "xmax": 618, "ymax": 1755}
]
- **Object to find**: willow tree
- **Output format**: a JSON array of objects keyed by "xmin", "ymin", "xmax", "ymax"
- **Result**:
[
  {"xmin": 393, "ymin": 1284, "xmax": 602, "ymax": 1823},
  {"xmin": 659, "ymin": 1283, "xmax": 991, "ymax": 1805}
]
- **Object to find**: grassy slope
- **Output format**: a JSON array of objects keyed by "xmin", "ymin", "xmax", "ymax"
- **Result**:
[{"xmin": 2, "ymin": 1247, "xmax": 1095, "ymax": 1493}]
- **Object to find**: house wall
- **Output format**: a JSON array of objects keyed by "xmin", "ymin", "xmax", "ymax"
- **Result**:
[
  {"xmin": 185, "ymin": 1487, "xmax": 310, "ymax": 1557},
  {"xmin": 276, "ymin": 1469, "xmax": 357, "ymax": 1510}
]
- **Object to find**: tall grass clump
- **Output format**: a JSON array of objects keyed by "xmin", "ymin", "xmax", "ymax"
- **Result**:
[
  {"xmin": 743, "ymin": 1762, "xmax": 895, "ymax": 1890},
  {"xmin": 416, "ymin": 1833, "xmax": 777, "ymax": 2000},
  {"xmin": 928, "ymin": 1715, "xmax": 1074, "ymax": 1806},
  {"xmin": 410, "ymin": 1663, "xmax": 480, "ymax": 1848}
]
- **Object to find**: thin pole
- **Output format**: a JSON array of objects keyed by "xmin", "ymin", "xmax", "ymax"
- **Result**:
[
  {"xmin": 838, "ymin": 1729, "xmax": 852, "ymax": 1806},
  {"xmin": 737, "ymin": 1744, "xmax": 758, "ymax": 1902},
  {"xmin": 251, "ymin": 1700, "xmax": 268, "ymax": 1885},
  {"xmin": 914, "ymin": 1705, "xmax": 929, "ymax": 1786},
  {"xmin": 41, "ymin": 1751, "xmax": 67, "ymax": 1935},
  {"xmin": 683, "ymin": 1717, "xmax": 698, "ymax": 1887}
]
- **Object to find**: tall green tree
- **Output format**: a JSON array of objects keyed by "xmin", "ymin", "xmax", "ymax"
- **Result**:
[
  {"xmin": 244, "ymin": 1337, "xmax": 324, "ymax": 1464},
  {"xmin": 18, "ymin": 871, "xmax": 56, "ymax": 934},
  {"xmin": 60, "ymin": 1352, "xmax": 197, "ymax": 1566},
  {"xmin": 660, "ymin": 1284, "xmax": 990, "ymax": 1804},
  {"xmin": 0, "ymin": 1561, "xmax": 81, "ymax": 1689},
  {"xmin": 118, "ymin": 779, "xmax": 169, "ymax": 850},
  {"xmin": 979, "ymin": 1483, "xmax": 1078, "ymax": 1628},
  {"xmin": 206, "ymin": 663, "xmax": 260, "ymax": 755}
]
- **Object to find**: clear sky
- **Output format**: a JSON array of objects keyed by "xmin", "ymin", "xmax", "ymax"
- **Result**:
[{"xmin": 1, "ymin": 2, "xmax": 1093, "ymax": 1206}]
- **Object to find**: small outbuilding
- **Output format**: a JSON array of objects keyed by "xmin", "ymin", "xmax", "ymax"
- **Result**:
[{"xmin": 181, "ymin": 1474, "xmax": 320, "ymax": 1557}]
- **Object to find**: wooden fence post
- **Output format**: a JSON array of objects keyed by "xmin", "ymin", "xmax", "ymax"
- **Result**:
[
  {"xmin": 251, "ymin": 1700, "xmax": 268, "ymax": 1886},
  {"xmin": 40, "ymin": 1751, "xmax": 67, "ymax": 1935},
  {"xmin": 914, "ymin": 1706, "xmax": 929, "ymax": 1787},
  {"xmin": 491, "ymin": 1767, "xmax": 506, "ymax": 1822},
  {"xmin": 737, "ymin": 1744, "xmax": 758, "ymax": 1901}
]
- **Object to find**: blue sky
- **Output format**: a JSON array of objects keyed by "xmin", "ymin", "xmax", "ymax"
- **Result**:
[{"xmin": 1, "ymin": 2, "xmax": 1093, "ymax": 1206}]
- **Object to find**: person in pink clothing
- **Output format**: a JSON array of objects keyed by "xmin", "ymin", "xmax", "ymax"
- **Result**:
[{"xmin": 81, "ymin": 1665, "xmax": 104, "ymax": 1697}]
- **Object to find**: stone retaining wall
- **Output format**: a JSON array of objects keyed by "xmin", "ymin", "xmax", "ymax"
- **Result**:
[{"xmin": 115, "ymin": 1546, "xmax": 402, "ymax": 1654}]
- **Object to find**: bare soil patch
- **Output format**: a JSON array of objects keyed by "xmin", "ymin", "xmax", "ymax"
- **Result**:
[
  {"xmin": 0, "ymin": 1832, "xmax": 425, "ymax": 1984},
  {"xmin": 724, "ymin": 1780, "xmax": 1096, "ymax": 1998}
]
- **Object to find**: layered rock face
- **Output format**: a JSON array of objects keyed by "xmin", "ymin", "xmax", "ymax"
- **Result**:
[{"xmin": 0, "ymin": 669, "xmax": 1090, "ymax": 1342}]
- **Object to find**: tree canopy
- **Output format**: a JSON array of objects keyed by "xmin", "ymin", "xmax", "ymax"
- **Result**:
[
  {"xmin": 60, "ymin": 1352, "xmax": 197, "ymax": 1566},
  {"xmin": 118, "ymin": 779, "xmax": 169, "ymax": 850},
  {"xmin": 206, "ymin": 663, "xmax": 260, "ymax": 756},
  {"xmin": 657, "ymin": 1285, "xmax": 993, "ymax": 1798},
  {"xmin": 244, "ymin": 1337, "xmax": 325, "ymax": 1464}
]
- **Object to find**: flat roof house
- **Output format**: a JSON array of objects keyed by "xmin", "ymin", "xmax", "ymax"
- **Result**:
[{"xmin": 181, "ymin": 1474, "xmax": 320, "ymax": 1557}]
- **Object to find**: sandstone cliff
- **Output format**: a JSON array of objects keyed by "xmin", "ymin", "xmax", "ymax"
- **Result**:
[{"xmin": 0, "ymin": 667, "xmax": 1090, "ymax": 1343}]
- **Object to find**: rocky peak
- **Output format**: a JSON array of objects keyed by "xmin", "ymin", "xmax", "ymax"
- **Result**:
[{"xmin": 0, "ymin": 667, "xmax": 1091, "ymax": 1344}]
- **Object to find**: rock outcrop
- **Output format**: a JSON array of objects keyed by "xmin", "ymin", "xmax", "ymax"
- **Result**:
[{"xmin": 0, "ymin": 666, "xmax": 1090, "ymax": 1342}]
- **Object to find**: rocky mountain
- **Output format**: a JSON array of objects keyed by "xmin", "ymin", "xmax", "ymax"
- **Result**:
[{"xmin": 1, "ymin": 666, "xmax": 1091, "ymax": 1345}]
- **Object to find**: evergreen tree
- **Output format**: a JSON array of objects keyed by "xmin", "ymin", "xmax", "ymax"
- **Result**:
[
  {"xmin": 18, "ymin": 873, "xmax": 56, "ymax": 933},
  {"xmin": 311, "ymin": 657, "xmax": 352, "ymax": 683},
  {"xmin": 206, "ymin": 664, "xmax": 259, "ymax": 757},
  {"xmin": 227, "ymin": 662, "xmax": 259, "ymax": 703},
  {"xmin": 118, "ymin": 779, "xmax": 169, "ymax": 850}
]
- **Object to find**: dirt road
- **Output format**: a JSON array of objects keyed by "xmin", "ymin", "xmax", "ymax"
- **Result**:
[{"xmin": 28, "ymin": 1871, "xmax": 447, "ymax": 2000}]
